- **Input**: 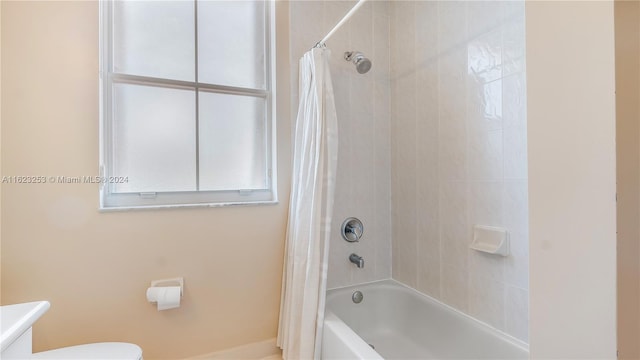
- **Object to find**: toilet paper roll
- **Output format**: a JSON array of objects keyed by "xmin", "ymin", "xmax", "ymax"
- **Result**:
[{"xmin": 146, "ymin": 286, "xmax": 181, "ymax": 311}]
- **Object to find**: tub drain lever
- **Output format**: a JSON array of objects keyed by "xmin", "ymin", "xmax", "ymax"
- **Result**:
[{"xmin": 352, "ymin": 290, "xmax": 364, "ymax": 304}]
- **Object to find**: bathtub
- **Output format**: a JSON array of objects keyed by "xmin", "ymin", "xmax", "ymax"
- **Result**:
[{"xmin": 322, "ymin": 280, "xmax": 528, "ymax": 359}]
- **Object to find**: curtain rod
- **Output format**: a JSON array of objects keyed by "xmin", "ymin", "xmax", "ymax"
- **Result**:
[{"xmin": 314, "ymin": 0, "xmax": 368, "ymax": 48}]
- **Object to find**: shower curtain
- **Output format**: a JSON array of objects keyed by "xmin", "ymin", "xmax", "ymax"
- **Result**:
[{"xmin": 277, "ymin": 47, "xmax": 338, "ymax": 360}]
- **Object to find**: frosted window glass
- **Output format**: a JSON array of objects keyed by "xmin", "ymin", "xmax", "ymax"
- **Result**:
[
  {"xmin": 198, "ymin": 92, "xmax": 267, "ymax": 191},
  {"xmin": 198, "ymin": 1, "xmax": 266, "ymax": 89},
  {"xmin": 113, "ymin": 1, "xmax": 195, "ymax": 81},
  {"xmin": 113, "ymin": 83, "xmax": 196, "ymax": 193}
]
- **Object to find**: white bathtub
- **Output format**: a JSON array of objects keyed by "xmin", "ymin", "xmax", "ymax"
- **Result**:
[{"xmin": 322, "ymin": 280, "xmax": 528, "ymax": 359}]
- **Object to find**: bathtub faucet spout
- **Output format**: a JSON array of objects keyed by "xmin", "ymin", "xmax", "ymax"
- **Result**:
[{"xmin": 349, "ymin": 253, "xmax": 364, "ymax": 268}]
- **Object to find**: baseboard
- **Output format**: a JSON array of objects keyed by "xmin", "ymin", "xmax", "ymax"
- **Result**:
[{"xmin": 185, "ymin": 338, "xmax": 281, "ymax": 360}]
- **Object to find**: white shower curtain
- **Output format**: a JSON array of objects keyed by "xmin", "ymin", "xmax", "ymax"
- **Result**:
[{"xmin": 277, "ymin": 47, "xmax": 338, "ymax": 360}]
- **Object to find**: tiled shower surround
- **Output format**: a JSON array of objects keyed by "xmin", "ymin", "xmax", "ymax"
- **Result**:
[
  {"xmin": 290, "ymin": 0, "xmax": 393, "ymax": 288},
  {"xmin": 290, "ymin": 0, "xmax": 528, "ymax": 343},
  {"xmin": 390, "ymin": 1, "xmax": 529, "ymax": 342}
]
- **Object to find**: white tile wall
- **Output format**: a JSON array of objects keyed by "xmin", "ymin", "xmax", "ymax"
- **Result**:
[
  {"xmin": 289, "ymin": 0, "xmax": 529, "ymax": 344},
  {"xmin": 390, "ymin": 1, "xmax": 529, "ymax": 343},
  {"xmin": 289, "ymin": 1, "xmax": 393, "ymax": 289}
]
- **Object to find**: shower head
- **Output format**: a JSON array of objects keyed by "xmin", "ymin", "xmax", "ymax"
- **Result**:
[{"xmin": 344, "ymin": 51, "xmax": 372, "ymax": 74}]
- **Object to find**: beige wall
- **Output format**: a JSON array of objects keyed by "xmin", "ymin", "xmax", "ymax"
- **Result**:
[
  {"xmin": 616, "ymin": 0, "xmax": 640, "ymax": 358},
  {"xmin": 527, "ymin": 1, "xmax": 618, "ymax": 358},
  {"xmin": 0, "ymin": 1, "xmax": 291, "ymax": 359}
]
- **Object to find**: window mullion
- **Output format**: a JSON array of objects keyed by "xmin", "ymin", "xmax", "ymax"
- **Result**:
[
  {"xmin": 194, "ymin": 0, "xmax": 200, "ymax": 192},
  {"xmin": 110, "ymin": 73, "xmax": 268, "ymax": 97}
]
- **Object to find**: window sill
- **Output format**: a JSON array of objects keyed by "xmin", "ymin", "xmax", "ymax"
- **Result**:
[{"xmin": 99, "ymin": 199, "xmax": 279, "ymax": 212}]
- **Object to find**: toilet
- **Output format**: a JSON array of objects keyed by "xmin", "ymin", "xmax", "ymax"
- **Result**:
[
  {"xmin": 0, "ymin": 301, "xmax": 142, "ymax": 360},
  {"xmin": 32, "ymin": 342, "xmax": 142, "ymax": 360}
]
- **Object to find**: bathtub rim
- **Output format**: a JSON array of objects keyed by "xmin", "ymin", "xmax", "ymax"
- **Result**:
[
  {"xmin": 326, "ymin": 278, "xmax": 529, "ymax": 353},
  {"xmin": 322, "ymin": 311, "xmax": 384, "ymax": 359}
]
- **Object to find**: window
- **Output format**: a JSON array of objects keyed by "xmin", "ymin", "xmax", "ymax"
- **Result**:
[{"xmin": 99, "ymin": 0, "xmax": 276, "ymax": 210}]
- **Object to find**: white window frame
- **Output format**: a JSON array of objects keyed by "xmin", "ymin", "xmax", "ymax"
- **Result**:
[{"xmin": 98, "ymin": 0, "xmax": 277, "ymax": 211}]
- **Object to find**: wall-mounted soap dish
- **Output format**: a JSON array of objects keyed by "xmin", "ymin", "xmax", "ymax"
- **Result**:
[{"xmin": 470, "ymin": 225, "xmax": 509, "ymax": 256}]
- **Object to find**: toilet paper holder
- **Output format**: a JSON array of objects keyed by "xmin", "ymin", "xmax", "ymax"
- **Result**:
[{"xmin": 149, "ymin": 277, "xmax": 184, "ymax": 296}]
